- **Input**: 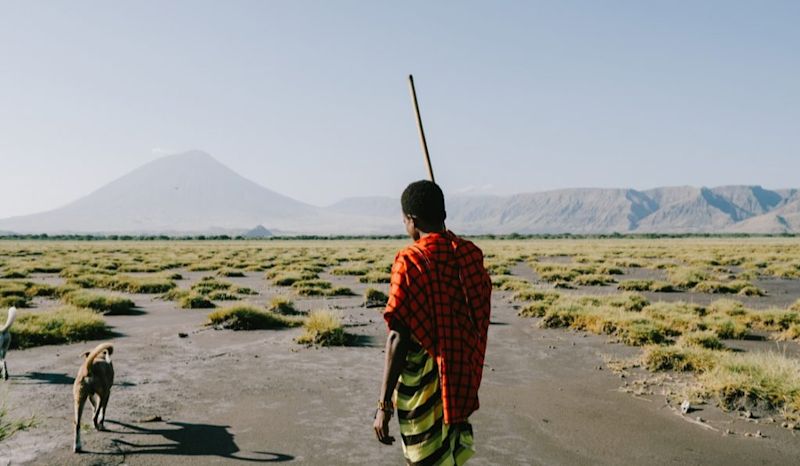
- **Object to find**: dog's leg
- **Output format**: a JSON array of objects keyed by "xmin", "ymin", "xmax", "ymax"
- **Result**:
[
  {"xmin": 98, "ymin": 391, "xmax": 110, "ymax": 430},
  {"xmin": 73, "ymin": 392, "xmax": 87, "ymax": 453},
  {"xmin": 90, "ymin": 394, "xmax": 100, "ymax": 430}
]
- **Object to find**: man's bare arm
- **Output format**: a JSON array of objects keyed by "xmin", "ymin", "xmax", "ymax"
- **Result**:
[{"xmin": 373, "ymin": 328, "xmax": 410, "ymax": 445}]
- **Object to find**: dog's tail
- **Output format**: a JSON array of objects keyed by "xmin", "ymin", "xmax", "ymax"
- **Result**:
[
  {"xmin": 82, "ymin": 343, "xmax": 114, "ymax": 375},
  {"xmin": 1, "ymin": 307, "xmax": 17, "ymax": 333}
]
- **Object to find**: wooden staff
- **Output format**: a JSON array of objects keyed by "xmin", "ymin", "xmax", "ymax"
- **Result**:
[{"xmin": 408, "ymin": 75, "xmax": 436, "ymax": 183}]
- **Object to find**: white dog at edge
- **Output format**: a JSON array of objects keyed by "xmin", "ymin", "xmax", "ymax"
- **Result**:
[{"xmin": 1, "ymin": 306, "xmax": 18, "ymax": 380}]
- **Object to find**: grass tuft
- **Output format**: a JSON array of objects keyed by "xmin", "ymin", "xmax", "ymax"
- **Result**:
[
  {"xmin": 296, "ymin": 309, "xmax": 349, "ymax": 346},
  {"xmin": 179, "ymin": 293, "xmax": 216, "ymax": 309},
  {"xmin": 268, "ymin": 296, "xmax": 303, "ymax": 315},
  {"xmin": 207, "ymin": 305, "xmax": 299, "ymax": 330},
  {"xmin": 364, "ymin": 288, "xmax": 389, "ymax": 308},
  {"xmin": 3, "ymin": 306, "xmax": 111, "ymax": 349},
  {"xmin": 62, "ymin": 290, "xmax": 136, "ymax": 315}
]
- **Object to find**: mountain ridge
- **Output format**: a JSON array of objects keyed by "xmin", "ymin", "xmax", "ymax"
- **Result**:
[{"xmin": 0, "ymin": 151, "xmax": 796, "ymax": 235}]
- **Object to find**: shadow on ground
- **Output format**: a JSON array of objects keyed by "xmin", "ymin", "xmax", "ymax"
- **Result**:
[
  {"xmin": 104, "ymin": 420, "xmax": 293, "ymax": 462},
  {"xmin": 13, "ymin": 371, "xmax": 75, "ymax": 385}
]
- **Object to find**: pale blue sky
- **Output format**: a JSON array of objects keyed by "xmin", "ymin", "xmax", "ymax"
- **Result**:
[{"xmin": 0, "ymin": 1, "xmax": 798, "ymax": 218}]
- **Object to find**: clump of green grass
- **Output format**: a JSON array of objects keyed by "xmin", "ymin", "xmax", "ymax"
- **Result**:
[
  {"xmin": 364, "ymin": 288, "xmax": 389, "ymax": 308},
  {"xmin": 268, "ymin": 296, "xmax": 303, "ymax": 315},
  {"xmin": 617, "ymin": 320, "xmax": 669, "ymax": 346},
  {"xmin": 692, "ymin": 280, "xmax": 764, "ymax": 296},
  {"xmin": 292, "ymin": 279, "xmax": 331, "ymax": 290},
  {"xmin": 179, "ymin": 294, "xmax": 216, "ymax": 309},
  {"xmin": 62, "ymin": 290, "xmax": 136, "ymax": 315},
  {"xmin": 358, "ymin": 271, "xmax": 391, "ymax": 284},
  {"xmin": 697, "ymin": 352, "xmax": 800, "ymax": 415},
  {"xmin": 678, "ymin": 330, "xmax": 725, "ymax": 350},
  {"xmin": 572, "ymin": 274, "xmax": 616, "ymax": 286},
  {"xmin": 492, "ymin": 276, "xmax": 534, "ymax": 292},
  {"xmin": 68, "ymin": 274, "xmax": 176, "ymax": 294},
  {"xmin": 642, "ymin": 345, "xmax": 720, "ymax": 372},
  {"xmin": 160, "ymin": 288, "xmax": 190, "ymax": 301},
  {"xmin": 513, "ymin": 289, "xmax": 561, "ymax": 303},
  {"xmin": 217, "ymin": 268, "xmax": 245, "ymax": 277},
  {"xmin": 577, "ymin": 293, "xmax": 649, "ymax": 312},
  {"xmin": 235, "ymin": 286, "xmax": 257, "ymax": 295},
  {"xmin": 596, "ymin": 265, "xmax": 625, "ymax": 275},
  {"xmin": 668, "ymin": 267, "xmax": 710, "ymax": 289},
  {"xmin": 617, "ymin": 280, "xmax": 653, "ymax": 292},
  {"xmin": 617, "ymin": 280, "xmax": 675, "ymax": 292},
  {"xmin": 775, "ymin": 324, "xmax": 800, "ymax": 341},
  {"xmin": 516, "ymin": 290, "xmax": 561, "ymax": 317},
  {"xmin": 704, "ymin": 314, "xmax": 749, "ymax": 339},
  {"xmin": 789, "ymin": 299, "xmax": 800, "ymax": 312},
  {"xmin": 537, "ymin": 298, "xmax": 668, "ymax": 346},
  {"xmin": 208, "ymin": 290, "xmax": 238, "ymax": 301},
  {"xmin": 538, "ymin": 270, "xmax": 579, "ymax": 283},
  {"xmin": 1, "ymin": 270, "xmax": 29, "ymax": 279},
  {"xmin": 296, "ymin": 310, "xmax": 350, "ymax": 346},
  {"xmin": 0, "ymin": 293, "xmax": 30, "ymax": 308},
  {"xmin": 270, "ymin": 273, "xmax": 304, "ymax": 286},
  {"xmin": 0, "ymin": 403, "xmax": 36, "ymax": 442},
  {"xmin": 187, "ymin": 262, "xmax": 221, "ymax": 272},
  {"xmin": 192, "ymin": 276, "xmax": 233, "ymax": 294},
  {"xmin": 3, "ymin": 306, "xmax": 111, "ymax": 349},
  {"xmin": 707, "ymin": 299, "xmax": 746, "ymax": 316},
  {"xmin": 330, "ymin": 265, "xmax": 370, "ymax": 276},
  {"xmin": 0, "ymin": 281, "xmax": 63, "ymax": 308},
  {"xmin": 326, "ymin": 286, "xmax": 355, "ymax": 297},
  {"xmin": 292, "ymin": 279, "xmax": 354, "ymax": 297},
  {"xmin": 189, "ymin": 277, "xmax": 255, "ymax": 297},
  {"xmin": 749, "ymin": 309, "xmax": 799, "ymax": 331},
  {"xmin": 207, "ymin": 304, "xmax": 299, "ymax": 330}
]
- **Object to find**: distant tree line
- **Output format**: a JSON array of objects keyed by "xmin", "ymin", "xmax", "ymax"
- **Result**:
[{"xmin": 0, "ymin": 232, "xmax": 796, "ymax": 241}]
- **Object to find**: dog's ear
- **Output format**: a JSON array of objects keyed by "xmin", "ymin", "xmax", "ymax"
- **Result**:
[
  {"xmin": 106, "ymin": 346, "xmax": 114, "ymax": 355},
  {"xmin": 81, "ymin": 351, "xmax": 91, "ymax": 358}
]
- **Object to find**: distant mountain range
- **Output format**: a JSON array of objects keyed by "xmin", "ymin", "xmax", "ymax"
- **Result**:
[{"xmin": 1, "ymin": 151, "xmax": 797, "ymax": 235}]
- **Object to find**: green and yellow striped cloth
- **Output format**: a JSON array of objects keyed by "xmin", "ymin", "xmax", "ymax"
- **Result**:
[{"xmin": 395, "ymin": 342, "xmax": 475, "ymax": 465}]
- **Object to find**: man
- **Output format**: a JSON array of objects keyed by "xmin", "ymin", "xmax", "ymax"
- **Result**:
[{"xmin": 373, "ymin": 180, "xmax": 492, "ymax": 465}]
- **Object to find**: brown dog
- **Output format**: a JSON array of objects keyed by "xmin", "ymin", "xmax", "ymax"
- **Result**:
[{"xmin": 72, "ymin": 342, "xmax": 114, "ymax": 453}]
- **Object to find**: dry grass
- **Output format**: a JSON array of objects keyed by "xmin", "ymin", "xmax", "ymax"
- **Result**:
[
  {"xmin": 2, "ymin": 306, "xmax": 111, "ymax": 349},
  {"xmin": 207, "ymin": 304, "xmax": 299, "ymax": 330},
  {"xmin": 0, "ymin": 401, "xmax": 36, "ymax": 442},
  {"xmin": 677, "ymin": 330, "xmax": 725, "ymax": 350},
  {"xmin": 179, "ymin": 293, "xmax": 216, "ymax": 309},
  {"xmin": 364, "ymin": 288, "xmax": 388, "ymax": 308},
  {"xmin": 617, "ymin": 280, "xmax": 675, "ymax": 292},
  {"xmin": 62, "ymin": 290, "xmax": 136, "ymax": 315},
  {"xmin": 698, "ymin": 352, "xmax": 800, "ymax": 415},
  {"xmin": 296, "ymin": 309, "xmax": 349, "ymax": 346},
  {"xmin": 268, "ymin": 295, "xmax": 302, "ymax": 315},
  {"xmin": 642, "ymin": 345, "xmax": 719, "ymax": 372}
]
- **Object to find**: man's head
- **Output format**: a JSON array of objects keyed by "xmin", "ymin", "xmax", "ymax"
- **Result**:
[{"xmin": 401, "ymin": 180, "xmax": 446, "ymax": 239}]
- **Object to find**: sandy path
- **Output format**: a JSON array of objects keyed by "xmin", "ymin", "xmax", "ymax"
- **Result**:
[{"xmin": 2, "ymin": 272, "xmax": 799, "ymax": 465}]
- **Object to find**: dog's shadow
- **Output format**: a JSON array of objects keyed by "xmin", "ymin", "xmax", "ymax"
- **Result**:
[
  {"xmin": 105, "ymin": 420, "xmax": 293, "ymax": 462},
  {"xmin": 14, "ymin": 371, "xmax": 74, "ymax": 385},
  {"xmin": 11, "ymin": 372, "xmax": 136, "ymax": 387}
]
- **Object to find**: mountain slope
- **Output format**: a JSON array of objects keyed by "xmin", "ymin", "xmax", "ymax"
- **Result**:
[
  {"xmin": 0, "ymin": 151, "xmax": 317, "ymax": 233},
  {"xmin": 0, "ymin": 152, "xmax": 795, "ymax": 235},
  {"xmin": 328, "ymin": 186, "xmax": 796, "ymax": 234}
]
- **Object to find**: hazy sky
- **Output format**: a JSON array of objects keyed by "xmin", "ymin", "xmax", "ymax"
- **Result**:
[{"xmin": 1, "ymin": 1, "xmax": 798, "ymax": 218}]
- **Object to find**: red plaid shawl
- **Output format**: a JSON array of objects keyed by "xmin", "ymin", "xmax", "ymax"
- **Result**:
[{"xmin": 384, "ymin": 231, "xmax": 492, "ymax": 424}]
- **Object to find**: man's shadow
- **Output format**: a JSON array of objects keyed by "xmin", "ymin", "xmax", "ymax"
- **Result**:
[{"xmin": 105, "ymin": 420, "xmax": 293, "ymax": 462}]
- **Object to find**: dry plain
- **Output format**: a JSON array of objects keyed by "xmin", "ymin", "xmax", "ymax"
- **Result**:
[{"xmin": 1, "ymin": 238, "xmax": 799, "ymax": 465}]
